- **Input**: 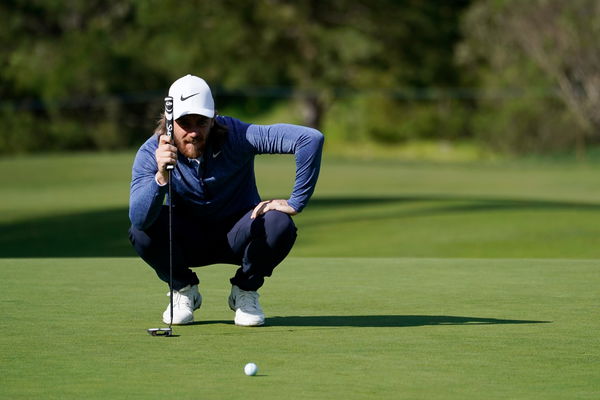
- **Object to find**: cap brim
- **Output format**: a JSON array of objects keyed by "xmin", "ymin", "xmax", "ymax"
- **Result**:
[{"xmin": 175, "ymin": 108, "xmax": 215, "ymax": 119}]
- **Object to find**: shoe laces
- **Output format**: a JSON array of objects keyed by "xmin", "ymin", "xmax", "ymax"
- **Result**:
[
  {"xmin": 169, "ymin": 287, "xmax": 195, "ymax": 309},
  {"xmin": 237, "ymin": 290, "xmax": 261, "ymax": 313}
]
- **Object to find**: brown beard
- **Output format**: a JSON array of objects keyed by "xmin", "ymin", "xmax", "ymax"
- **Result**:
[{"xmin": 175, "ymin": 136, "xmax": 206, "ymax": 159}]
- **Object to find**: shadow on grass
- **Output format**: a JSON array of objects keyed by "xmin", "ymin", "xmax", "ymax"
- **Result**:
[
  {"xmin": 266, "ymin": 315, "xmax": 550, "ymax": 327},
  {"xmin": 179, "ymin": 315, "xmax": 550, "ymax": 328},
  {"xmin": 305, "ymin": 196, "xmax": 600, "ymax": 227},
  {"xmin": 1, "ymin": 195, "xmax": 598, "ymax": 257},
  {"xmin": 309, "ymin": 196, "xmax": 600, "ymax": 211},
  {"xmin": 0, "ymin": 207, "xmax": 135, "ymax": 258}
]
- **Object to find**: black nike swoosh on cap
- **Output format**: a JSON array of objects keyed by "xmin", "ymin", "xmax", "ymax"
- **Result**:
[{"xmin": 180, "ymin": 92, "xmax": 200, "ymax": 101}]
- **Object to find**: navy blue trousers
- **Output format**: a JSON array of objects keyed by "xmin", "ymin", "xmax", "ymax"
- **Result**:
[{"xmin": 129, "ymin": 207, "xmax": 297, "ymax": 291}]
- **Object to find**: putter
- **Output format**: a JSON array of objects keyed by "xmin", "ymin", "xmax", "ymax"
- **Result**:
[{"xmin": 147, "ymin": 96, "xmax": 175, "ymax": 337}]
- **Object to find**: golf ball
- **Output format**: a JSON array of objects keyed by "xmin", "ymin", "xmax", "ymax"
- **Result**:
[{"xmin": 244, "ymin": 362, "xmax": 258, "ymax": 376}]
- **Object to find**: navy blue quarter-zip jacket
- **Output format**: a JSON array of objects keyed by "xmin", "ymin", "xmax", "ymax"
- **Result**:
[{"xmin": 129, "ymin": 116, "xmax": 324, "ymax": 230}]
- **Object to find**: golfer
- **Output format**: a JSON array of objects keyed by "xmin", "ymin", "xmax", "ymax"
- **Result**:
[{"xmin": 128, "ymin": 74, "xmax": 324, "ymax": 326}]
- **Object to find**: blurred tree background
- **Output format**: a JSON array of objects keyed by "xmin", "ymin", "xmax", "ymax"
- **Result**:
[{"xmin": 1, "ymin": 0, "xmax": 598, "ymax": 158}]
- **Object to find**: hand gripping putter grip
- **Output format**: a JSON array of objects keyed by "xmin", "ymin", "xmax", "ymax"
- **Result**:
[
  {"xmin": 164, "ymin": 96, "xmax": 175, "ymax": 171},
  {"xmin": 147, "ymin": 96, "xmax": 175, "ymax": 337}
]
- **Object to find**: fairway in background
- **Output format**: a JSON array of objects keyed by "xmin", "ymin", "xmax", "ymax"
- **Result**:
[{"xmin": 1, "ymin": 153, "xmax": 600, "ymax": 258}]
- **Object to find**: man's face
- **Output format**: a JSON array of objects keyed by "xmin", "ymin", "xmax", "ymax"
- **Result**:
[{"xmin": 173, "ymin": 114, "xmax": 214, "ymax": 159}]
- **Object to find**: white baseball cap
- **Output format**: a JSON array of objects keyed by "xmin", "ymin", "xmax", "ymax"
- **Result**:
[{"xmin": 168, "ymin": 74, "xmax": 215, "ymax": 120}]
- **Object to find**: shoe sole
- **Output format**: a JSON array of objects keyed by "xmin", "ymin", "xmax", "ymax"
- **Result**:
[
  {"xmin": 234, "ymin": 320, "xmax": 265, "ymax": 327},
  {"xmin": 162, "ymin": 296, "xmax": 202, "ymax": 325},
  {"xmin": 162, "ymin": 318, "xmax": 194, "ymax": 325},
  {"xmin": 162, "ymin": 314, "xmax": 195, "ymax": 325}
]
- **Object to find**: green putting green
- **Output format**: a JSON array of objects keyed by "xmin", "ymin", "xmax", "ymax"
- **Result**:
[{"xmin": 1, "ymin": 257, "xmax": 598, "ymax": 399}]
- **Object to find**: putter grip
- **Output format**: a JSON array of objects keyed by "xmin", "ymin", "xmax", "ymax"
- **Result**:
[{"xmin": 164, "ymin": 96, "xmax": 174, "ymax": 171}]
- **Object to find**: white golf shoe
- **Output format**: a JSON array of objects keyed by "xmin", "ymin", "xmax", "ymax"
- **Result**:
[
  {"xmin": 228, "ymin": 285, "xmax": 265, "ymax": 327},
  {"xmin": 162, "ymin": 284, "xmax": 202, "ymax": 325}
]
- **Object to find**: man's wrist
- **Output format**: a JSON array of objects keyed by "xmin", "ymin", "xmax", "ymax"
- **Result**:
[{"xmin": 155, "ymin": 171, "xmax": 168, "ymax": 186}]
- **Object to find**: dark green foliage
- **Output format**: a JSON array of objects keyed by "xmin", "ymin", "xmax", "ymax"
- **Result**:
[
  {"xmin": 7, "ymin": 0, "xmax": 598, "ymax": 156},
  {"xmin": 0, "ymin": 0, "xmax": 470, "ymax": 154},
  {"xmin": 458, "ymin": 0, "xmax": 600, "ymax": 155}
]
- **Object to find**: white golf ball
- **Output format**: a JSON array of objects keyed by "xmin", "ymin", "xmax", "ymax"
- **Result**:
[{"xmin": 244, "ymin": 362, "xmax": 258, "ymax": 376}]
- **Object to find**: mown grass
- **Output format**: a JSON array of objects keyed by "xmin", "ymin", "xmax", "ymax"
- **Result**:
[
  {"xmin": 1, "ymin": 257, "xmax": 598, "ymax": 399},
  {"xmin": 0, "ymin": 152, "xmax": 599, "ymax": 399},
  {"xmin": 1, "ymin": 152, "xmax": 599, "ymax": 258}
]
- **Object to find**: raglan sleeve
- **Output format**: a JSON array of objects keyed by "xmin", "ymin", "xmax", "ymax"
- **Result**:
[
  {"xmin": 129, "ymin": 139, "xmax": 168, "ymax": 230},
  {"xmin": 245, "ymin": 122, "xmax": 324, "ymax": 213}
]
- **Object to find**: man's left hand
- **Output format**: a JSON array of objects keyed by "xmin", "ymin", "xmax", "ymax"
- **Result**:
[{"xmin": 251, "ymin": 199, "xmax": 298, "ymax": 219}]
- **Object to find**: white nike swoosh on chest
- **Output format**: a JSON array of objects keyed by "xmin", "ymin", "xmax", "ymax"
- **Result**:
[{"xmin": 212, "ymin": 151, "xmax": 222, "ymax": 158}]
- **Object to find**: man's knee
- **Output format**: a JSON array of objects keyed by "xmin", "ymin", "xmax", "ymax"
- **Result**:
[
  {"xmin": 263, "ymin": 211, "xmax": 297, "ymax": 248},
  {"xmin": 129, "ymin": 218, "xmax": 169, "ymax": 258},
  {"xmin": 129, "ymin": 225, "xmax": 152, "ymax": 257}
]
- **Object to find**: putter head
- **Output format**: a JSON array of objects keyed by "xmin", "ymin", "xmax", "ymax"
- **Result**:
[{"xmin": 147, "ymin": 327, "xmax": 172, "ymax": 337}]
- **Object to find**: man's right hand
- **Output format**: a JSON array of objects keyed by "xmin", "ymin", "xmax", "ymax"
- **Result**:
[{"xmin": 155, "ymin": 134, "xmax": 177, "ymax": 185}]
